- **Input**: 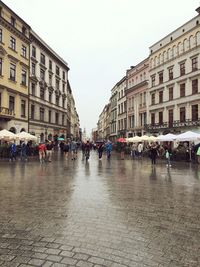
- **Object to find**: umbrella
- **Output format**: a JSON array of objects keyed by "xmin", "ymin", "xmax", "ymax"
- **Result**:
[
  {"xmin": 58, "ymin": 137, "xmax": 65, "ymax": 141},
  {"xmin": 0, "ymin": 129, "xmax": 17, "ymax": 140},
  {"xmin": 16, "ymin": 131, "xmax": 37, "ymax": 141},
  {"xmin": 116, "ymin": 137, "xmax": 126, "ymax": 143},
  {"xmin": 175, "ymin": 131, "xmax": 200, "ymax": 142}
]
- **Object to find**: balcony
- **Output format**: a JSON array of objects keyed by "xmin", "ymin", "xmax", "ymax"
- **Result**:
[
  {"xmin": 0, "ymin": 107, "xmax": 14, "ymax": 120},
  {"xmin": 145, "ymin": 119, "xmax": 200, "ymax": 131}
]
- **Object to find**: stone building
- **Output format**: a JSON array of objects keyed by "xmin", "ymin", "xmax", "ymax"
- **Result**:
[
  {"xmin": 126, "ymin": 58, "xmax": 149, "ymax": 137},
  {"xmin": 29, "ymin": 30, "xmax": 70, "ymax": 142},
  {"xmin": 0, "ymin": 1, "xmax": 30, "ymax": 133},
  {"xmin": 146, "ymin": 7, "xmax": 200, "ymax": 135}
]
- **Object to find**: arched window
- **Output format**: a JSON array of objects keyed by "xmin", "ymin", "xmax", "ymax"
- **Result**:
[
  {"xmin": 163, "ymin": 51, "xmax": 166, "ymax": 62},
  {"xmin": 177, "ymin": 42, "xmax": 181, "ymax": 55},
  {"xmin": 40, "ymin": 133, "xmax": 44, "ymax": 142},
  {"xmin": 196, "ymin": 31, "xmax": 200, "ymax": 45},
  {"xmin": 183, "ymin": 39, "xmax": 188, "ymax": 52},
  {"xmin": 189, "ymin": 35, "xmax": 193, "ymax": 49}
]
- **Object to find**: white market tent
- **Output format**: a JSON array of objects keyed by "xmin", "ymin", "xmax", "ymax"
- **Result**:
[
  {"xmin": 127, "ymin": 136, "xmax": 142, "ymax": 142},
  {"xmin": 16, "ymin": 131, "xmax": 37, "ymax": 141},
  {"xmin": 175, "ymin": 131, "xmax": 200, "ymax": 142},
  {"xmin": 156, "ymin": 133, "xmax": 177, "ymax": 142},
  {"xmin": 0, "ymin": 129, "xmax": 17, "ymax": 140}
]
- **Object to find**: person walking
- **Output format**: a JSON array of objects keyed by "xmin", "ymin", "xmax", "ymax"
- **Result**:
[
  {"xmin": 131, "ymin": 143, "xmax": 137, "ymax": 159},
  {"xmin": 63, "ymin": 141, "xmax": 70, "ymax": 159},
  {"xmin": 20, "ymin": 141, "xmax": 27, "ymax": 162},
  {"xmin": 9, "ymin": 142, "xmax": 17, "ymax": 161},
  {"xmin": 137, "ymin": 142, "xmax": 143, "ymax": 158},
  {"xmin": 165, "ymin": 148, "xmax": 172, "ymax": 167},
  {"xmin": 46, "ymin": 141, "xmax": 54, "ymax": 162},
  {"xmin": 149, "ymin": 144, "xmax": 158, "ymax": 165},
  {"xmin": 70, "ymin": 140, "xmax": 77, "ymax": 160},
  {"xmin": 105, "ymin": 140, "xmax": 112, "ymax": 159},
  {"xmin": 98, "ymin": 143, "xmax": 104, "ymax": 160},
  {"xmin": 38, "ymin": 142, "xmax": 46, "ymax": 163}
]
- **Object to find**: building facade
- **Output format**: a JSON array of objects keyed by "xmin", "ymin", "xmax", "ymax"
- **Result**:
[
  {"xmin": 0, "ymin": 1, "xmax": 30, "ymax": 133},
  {"xmin": 126, "ymin": 58, "xmax": 149, "ymax": 137},
  {"xmin": 146, "ymin": 8, "xmax": 200, "ymax": 135},
  {"xmin": 109, "ymin": 84, "xmax": 118, "ymax": 141},
  {"xmin": 117, "ymin": 76, "xmax": 127, "ymax": 138},
  {"xmin": 29, "ymin": 30, "xmax": 70, "ymax": 142}
]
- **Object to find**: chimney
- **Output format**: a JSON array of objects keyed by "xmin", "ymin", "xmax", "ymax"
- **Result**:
[{"xmin": 196, "ymin": 7, "xmax": 200, "ymax": 14}]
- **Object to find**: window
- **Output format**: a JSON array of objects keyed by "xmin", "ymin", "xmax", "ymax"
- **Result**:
[
  {"xmin": 10, "ymin": 63, "xmax": 16, "ymax": 81},
  {"xmin": 180, "ymin": 62, "xmax": 185, "ymax": 76},
  {"xmin": 21, "ymin": 100, "xmax": 26, "ymax": 117},
  {"xmin": 10, "ymin": 16, "xmax": 15, "ymax": 27},
  {"xmin": 56, "ymin": 79, "xmax": 59, "ymax": 90},
  {"xmin": 49, "ymin": 74, "xmax": 52, "ymax": 85},
  {"xmin": 49, "ymin": 60, "xmax": 52, "ymax": 70},
  {"xmin": 21, "ymin": 45, "xmax": 27, "ymax": 58},
  {"xmin": 22, "ymin": 26, "xmax": 26, "ymax": 35},
  {"xmin": 56, "ymin": 95, "xmax": 59, "ymax": 106},
  {"xmin": 40, "ymin": 68, "xmax": 45, "ymax": 80},
  {"xmin": 31, "ymin": 105, "xmax": 35, "ymax": 119},
  {"xmin": 192, "ymin": 105, "xmax": 198, "ymax": 121},
  {"xmin": 55, "ymin": 113, "xmax": 59, "ymax": 124},
  {"xmin": 151, "ymin": 93, "xmax": 155, "ymax": 105},
  {"xmin": 10, "ymin": 36, "xmax": 16, "ymax": 50},
  {"xmin": 56, "ymin": 65, "xmax": 60, "ymax": 76},
  {"xmin": 48, "ymin": 110, "xmax": 51, "ymax": 123},
  {"xmin": 40, "ymin": 88, "xmax": 45, "ymax": 100},
  {"xmin": 0, "ymin": 29, "xmax": 2, "ymax": 43},
  {"xmin": 192, "ymin": 79, "xmax": 198, "ymax": 94},
  {"xmin": 9, "ymin": 96, "xmax": 15, "ymax": 111},
  {"xmin": 159, "ymin": 72, "xmax": 163, "ymax": 84},
  {"xmin": 159, "ymin": 91, "xmax": 163, "ymax": 103},
  {"xmin": 62, "ymin": 98, "xmax": 65, "ymax": 108},
  {"xmin": 32, "ymin": 63, "xmax": 36, "ymax": 75},
  {"xmin": 168, "ymin": 109, "xmax": 173, "ymax": 127},
  {"xmin": 169, "ymin": 68, "xmax": 173, "ymax": 80},
  {"xmin": 180, "ymin": 107, "xmax": 186, "ymax": 122},
  {"xmin": 169, "ymin": 87, "xmax": 173, "ymax": 100},
  {"xmin": 151, "ymin": 75, "xmax": 155, "ymax": 87},
  {"xmin": 63, "ymin": 71, "xmax": 65, "ymax": 80},
  {"xmin": 32, "ymin": 46, "xmax": 36, "ymax": 58},
  {"xmin": 21, "ymin": 70, "xmax": 27, "ymax": 86},
  {"xmin": 40, "ymin": 108, "xmax": 45, "ymax": 121},
  {"xmin": 40, "ymin": 53, "xmax": 45, "ymax": 65},
  {"xmin": 0, "ymin": 58, "xmax": 2, "ymax": 75},
  {"xmin": 151, "ymin": 113, "xmax": 155, "ymax": 125},
  {"xmin": 62, "ymin": 83, "xmax": 65, "ymax": 92},
  {"xmin": 180, "ymin": 83, "xmax": 185, "ymax": 97},
  {"xmin": 49, "ymin": 92, "xmax": 52, "ymax": 103},
  {"xmin": 192, "ymin": 57, "xmax": 198, "ymax": 71},
  {"xmin": 159, "ymin": 111, "xmax": 163, "ymax": 124},
  {"xmin": 62, "ymin": 114, "xmax": 65, "ymax": 125},
  {"xmin": 31, "ymin": 83, "xmax": 35, "ymax": 96}
]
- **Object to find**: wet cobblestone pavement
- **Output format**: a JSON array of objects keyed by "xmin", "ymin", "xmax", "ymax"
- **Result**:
[{"xmin": 0, "ymin": 152, "xmax": 200, "ymax": 267}]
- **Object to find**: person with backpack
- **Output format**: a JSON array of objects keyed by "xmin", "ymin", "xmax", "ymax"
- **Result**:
[{"xmin": 165, "ymin": 148, "xmax": 172, "ymax": 167}]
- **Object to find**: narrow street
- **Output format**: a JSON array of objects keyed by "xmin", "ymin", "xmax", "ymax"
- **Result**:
[{"xmin": 0, "ymin": 152, "xmax": 200, "ymax": 267}]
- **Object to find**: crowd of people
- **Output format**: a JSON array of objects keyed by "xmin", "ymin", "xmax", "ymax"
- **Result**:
[{"xmin": 2, "ymin": 137, "xmax": 200, "ymax": 167}]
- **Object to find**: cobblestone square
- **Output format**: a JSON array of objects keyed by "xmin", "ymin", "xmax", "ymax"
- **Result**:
[{"xmin": 0, "ymin": 152, "xmax": 200, "ymax": 266}]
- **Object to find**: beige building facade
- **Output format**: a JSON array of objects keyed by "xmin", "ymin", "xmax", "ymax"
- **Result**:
[
  {"xmin": 0, "ymin": 1, "xmax": 30, "ymax": 133},
  {"xmin": 147, "ymin": 8, "xmax": 200, "ymax": 135},
  {"xmin": 126, "ymin": 58, "xmax": 149, "ymax": 137}
]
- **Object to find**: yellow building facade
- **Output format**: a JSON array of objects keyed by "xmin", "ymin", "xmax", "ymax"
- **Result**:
[{"xmin": 0, "ymin": 1, "xmax": 30, "ymax": 133}]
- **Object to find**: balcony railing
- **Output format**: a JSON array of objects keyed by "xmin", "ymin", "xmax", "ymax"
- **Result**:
[
  {"xmin": 145, "ymin": 119, "xmax": 200, "ymax": 131},
  {"xmin": 0, "ymin": 107, "xmax": 14, "ymax": 120}
]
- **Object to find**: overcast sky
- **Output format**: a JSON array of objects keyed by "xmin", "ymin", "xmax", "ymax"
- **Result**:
[{"xmin": 3, "ymin": 0, "xmax": 199, "ymax": 135}]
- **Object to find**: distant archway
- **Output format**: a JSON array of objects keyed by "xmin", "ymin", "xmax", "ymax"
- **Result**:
[
  {"xmin": 9, "ymin": 127, "xmax": 16, "ymax": 134},
  {"xmin": 20, "ymin": 128, "xmax": 26, "ymax": 132}
]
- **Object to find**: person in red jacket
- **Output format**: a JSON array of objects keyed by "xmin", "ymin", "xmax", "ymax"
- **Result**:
[{"xmin": 38, "ymin": 142, "xmax": 46, "ymax": 163}]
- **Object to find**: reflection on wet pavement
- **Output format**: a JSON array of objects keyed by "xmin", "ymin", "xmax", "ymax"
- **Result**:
[{"xmin": 0, "ymin": 151, "xmax": 200, "ymax": 266}]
